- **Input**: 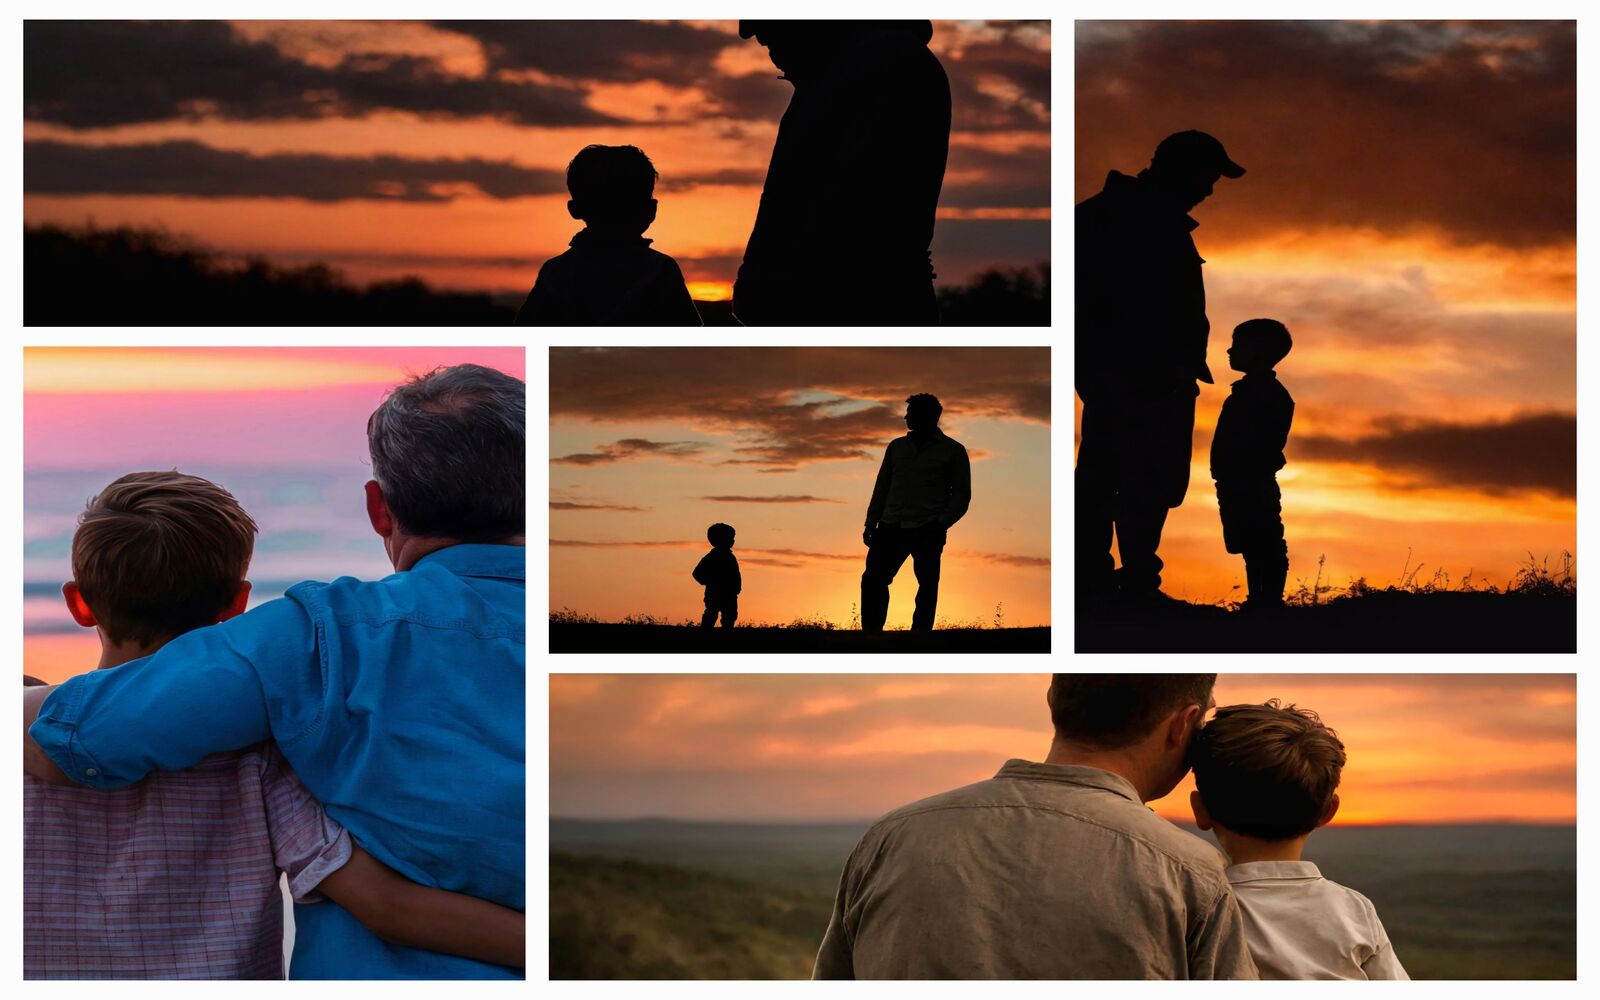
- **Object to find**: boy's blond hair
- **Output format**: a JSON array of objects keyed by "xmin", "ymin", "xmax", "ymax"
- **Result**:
[{"xmin": 1190, "ymin": 699, "xmax": 1345, "ymax": 840}]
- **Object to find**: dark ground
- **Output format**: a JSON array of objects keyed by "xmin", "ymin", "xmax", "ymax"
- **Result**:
[
  {"xmin": 549, "ymin": 623, "xmax": 1050, "ymax": 653},
  {"xmin": 549, "ymin": 819, "xmax": 1575, "ymax": 980},
  {"xmin": 1077, "ymin": 590, "xmax": 1575, "ymax": 653}
]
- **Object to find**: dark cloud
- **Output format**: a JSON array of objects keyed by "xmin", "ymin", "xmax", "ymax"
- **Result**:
[
  {"xmin": 23, "ymin": 20, "xmax": 623, "ymax": 129},
  {"xmin": 1076, "ymin": 20, "xmax": 1575, "ymax": 247},
  {"xmin": 942, "ymin": 143, "xmax": 1050, "ymax": 209},
  {"xmin": 697, "ymin": 495, "xmax": 846, "ymax": 504},
  {"xmin": 24, "ymin": 140, "xmax": 565, "ymax": 202},
  {"xmin": 550, "ymin": 500, "xmax": 650, "ymax": 512},
  {"xmin": 434, "ymin": 20, "xmax": 737, "ymax": 87},
  {"xmin": 1295, "ymin": 411, "xmax": 1575, "ymax": 496},
  {"xmin": 23, "ymin": 139, "xmax": 770, "ymax": 203},
  {"xmin": 944, "ymin": 30, "xmax": 1052, "ymax": 133},
  {"xmin": 552, "ymin": 438, "xmax": 709, "ymax": 467},
  {"xmin": 549, "ymin": 347, "xmax": 1049, "ymax": 469}
]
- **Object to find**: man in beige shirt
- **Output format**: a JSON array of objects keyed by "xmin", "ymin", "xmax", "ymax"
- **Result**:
[{"xmin": 813, "ymin": 674, "xmax": 1257, "ymax": 979}]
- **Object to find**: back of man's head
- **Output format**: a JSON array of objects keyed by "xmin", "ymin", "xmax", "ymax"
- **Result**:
[
  {"xmin": 1049, "ymin": 674, "xmax": 1217, "ymax": 749},
  {"xmin": 71, "ymin": 471, "xmax": 257, "ymax": 646},
  {"xmin": 1190, "ymin": 700, "xmax": 1345, "ymax": 840},
  {"xmin": 367, "ymin": 364, "xmax": 525, "ymax": 542}
]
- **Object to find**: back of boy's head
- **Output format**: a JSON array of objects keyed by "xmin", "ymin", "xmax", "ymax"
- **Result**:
[
  {"xmin": 71, "ymin": 471, "xmax": 257, "ymax": 646},
  {"xmin": 1234, "ymin": 318, "xmax": 1293, "ymax": 367},
  {"xmin": 707, "ymin": 522, "xmax": 736, "ymax": 548},
  {"xmin": 1190, "ymin": 699, "xmax": 1345, "ymax": 840},
  {"xmin": 567, "ymin": 144, "xmax": 658, "ymax": 228}
]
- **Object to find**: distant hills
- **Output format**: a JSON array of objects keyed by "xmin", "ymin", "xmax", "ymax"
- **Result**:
[
  {"xmin": 550, "ymin": 818, "xmax": 1576, "ymax": 980},
  {"xmin": 23, "ymin": 223, "xmax": 1049, "ymax": 326}
]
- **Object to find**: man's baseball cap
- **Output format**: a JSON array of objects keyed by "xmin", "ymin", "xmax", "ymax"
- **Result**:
[{"xmin": 1153, "ymin": 130, "xmax": 1245, "ymax": 179}]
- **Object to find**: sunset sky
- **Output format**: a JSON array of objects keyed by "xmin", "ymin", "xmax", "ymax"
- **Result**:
[
  {"xmin": 1076, "ymin": 21, "xmax": 1575, "ymax": 601},
  {"xmin": 23, "ymin": 20, "xmax": 1050, "ymax": 300},
  {"xmin": 549, "ymin": 674, "xmax": 1576, "ymax": 826},
  {"xmin": 550, "ymin": 347, "xmax": 1050, "ymax": 628},
  {"xmin": 23, "ymin": 346, "xmax": 526, "ymax": 685}
]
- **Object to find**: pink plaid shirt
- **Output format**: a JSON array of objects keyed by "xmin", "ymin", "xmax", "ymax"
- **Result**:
[{"xmin": 24, "ymin": 742, "xmax": 349, "ymax": 979}]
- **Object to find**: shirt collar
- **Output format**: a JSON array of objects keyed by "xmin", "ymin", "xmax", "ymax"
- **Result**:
[
  {"xmin": 994, "ymin": 759, "xmax": 1142, "ymax": 803},
  {"xmin": 1226, "ymin": 860, "xmax": 1323, "ymax": 885},
  {"xmin": 413, "ymin": 543, "xmax": 526, "ymax": 582},
  {"xmin": 570, "ymin": 228, "xmax": 652, "ymax": 250}
]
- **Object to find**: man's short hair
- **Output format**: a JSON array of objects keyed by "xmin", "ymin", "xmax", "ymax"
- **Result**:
[
  {"xmin": 367, "ymin": 364, "xmax": 525, "ymax": 542},
  {"xmin": 71, "ymin": 471, "xmax": 257, "ymax": 646},
  {"xmin": 567, "ymin": 145, "xmax": 657, "ymax": 213},
  {"xmin": 1049, "ymin": 674, "xmax": 1216, "ymax": 749},
  {"xmin": 1190, "ymin": 700, "xmax": 1346, "ymax": 841},
  {"xmin": 905, "ymin": 393, "xmax": 943, "ymax": 418},
  {"xmin": 1234, "ymin": 318, "xmax": 1293, "ymax": 366},
  {"xmin": 707, "ymin": 522, "xmax": 735, "ymax": 547}
]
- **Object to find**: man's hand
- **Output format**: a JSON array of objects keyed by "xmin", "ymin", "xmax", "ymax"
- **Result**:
[
  {"xmin": 23, "ymin": 684, "xmax": 74, "ymax": 786},
  {"xmin": 862, "ymin": 526, "xmax": 876, "ymax": 547}
]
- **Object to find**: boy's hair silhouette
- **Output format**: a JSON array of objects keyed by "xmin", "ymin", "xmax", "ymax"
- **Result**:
[
  {"xmin": 693, "ymin": 522, "xmax": 741, "ymax": 628},
  {"xmin": 1211, "ymin": 318, "xmax": 1295, "ymax": 610},
  {"xmin": 515, "ymin": 144, "xmax": 701, "ymax": 327}
]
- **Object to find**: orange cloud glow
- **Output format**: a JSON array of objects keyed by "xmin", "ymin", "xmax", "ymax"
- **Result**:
[{"xmin": 549, "ymin": 674, "xmax": 1575, "ymax": 826}]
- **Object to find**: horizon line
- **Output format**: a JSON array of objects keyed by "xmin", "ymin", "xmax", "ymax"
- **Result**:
[{"xmin": 550, "ymin": 815, "xmax": 1577, "ymax": 829}]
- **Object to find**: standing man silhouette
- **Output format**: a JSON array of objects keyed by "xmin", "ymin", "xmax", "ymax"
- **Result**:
[
  {"xmin": 861, "ymin": 394, "xmax": 971, "ymax": 631},
  {"xmin": 1075, "ymin": 131, "xmax": 1245, "ymax": 605},
  {"xmin": 734, "ymin": 21, "xmax": 950, "ymax": 326}
]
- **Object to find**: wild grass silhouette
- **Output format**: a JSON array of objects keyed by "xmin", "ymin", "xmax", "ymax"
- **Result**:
[
  {"xmin": 25, "ymin": 223, "xmax": 1048, "ymax": 326},
  {"xmin": 549, "ymin": 607, "xmax": 1048, "ymax": 653},
  {"xmin": 1079, "ymin": 551, "xmax": 1575, "ymax": 653}
]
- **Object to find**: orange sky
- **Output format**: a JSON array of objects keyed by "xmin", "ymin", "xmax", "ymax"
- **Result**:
[
  {"xmin": 1075, "ymin": 22, "xmax": 1575, "ymax": 601},
  {"xmin": 549, "ymin": 674, "xmax": 1576, "ymax": 826},
  {"xmin": 550, "ymin": 348, "xmax": 1049, "ymax": 628},
  {"xmin": 24, "ymin": 20, "xmax": 1050, "ymax": 298}
]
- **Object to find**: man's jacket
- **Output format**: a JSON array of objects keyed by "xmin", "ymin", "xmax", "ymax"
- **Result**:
[{"xmin": 1076, "ymin": 170, "xmax": 1213, "ymax": 399}]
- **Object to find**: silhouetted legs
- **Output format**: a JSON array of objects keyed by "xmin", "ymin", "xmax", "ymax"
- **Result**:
[
  {"xmin": 701, "ymin": 595, "xmax": 738, "ymax": 628},
  {"xmin": 1075, "ymin": 385, "xmax": 1196, "ymax": 599},
  {"xmin": 861, "ymin": 523, "xmax": 945, "ymax": 631},
  {"xmin": 1217, "ymin": 476, "xmax": 1287, "ymax": 609}
]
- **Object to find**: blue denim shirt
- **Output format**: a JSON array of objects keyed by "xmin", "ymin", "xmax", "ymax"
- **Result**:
[{"xmin": 30, "ymin": 544, "xmax": 526, "ymax": 980}]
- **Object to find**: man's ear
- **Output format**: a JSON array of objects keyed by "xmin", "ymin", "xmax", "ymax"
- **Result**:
[
  {"xmin": 216, "ymin": 581, "xmax": 253, "ymax": 623},
  {"xmin": 646, "ymin": 198, "xmax": 659, "ymax": 226},
  {"xmin": 365, "ymin": 480, "xmax": 395, "ymax": 538},
  {"xmin": 1318, "ymin": 793, "xmax": 1340, "ymax": 828},
  {"xmin": 1190, "ymin": 790, "xmax": 1213, "ymax": 830},
  {"xmin": 61, "ymin": 581, "xmax": 97, "ymax": 628},
  {"xmin": 1168, "ymin": 703, "xmax": 1204, "ymax": 750},
  {"xmin": 567, "ymin": 199, "xmax": 582, "ymax": 221}
]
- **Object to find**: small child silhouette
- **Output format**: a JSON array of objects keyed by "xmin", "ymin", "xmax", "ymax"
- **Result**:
[
  {"xmin": 692, "ymin": 522, "xmax": 741, "ymax": 628},
  {"xmin": 1210, "ymin": 318, "xmax": 1295, "ymax": 611},
  {"xmin": 515, "ymin": 144, "xmax": 702, "ymax": 326}
]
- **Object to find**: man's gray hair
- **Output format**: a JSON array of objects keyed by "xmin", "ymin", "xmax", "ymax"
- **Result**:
[{"xmin": 367, "ymin": 364, "xmax": 525, "ymax": 541}]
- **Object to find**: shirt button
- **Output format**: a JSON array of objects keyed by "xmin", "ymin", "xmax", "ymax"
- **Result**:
[{"xmin": 84, "ymin": 768, "xmax": 98, "ymax": 777}]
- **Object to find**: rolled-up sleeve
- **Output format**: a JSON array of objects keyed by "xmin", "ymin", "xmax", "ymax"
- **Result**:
[{"xmin": 28, "ymin": 597, "xmax": 317, "ymax": 788}]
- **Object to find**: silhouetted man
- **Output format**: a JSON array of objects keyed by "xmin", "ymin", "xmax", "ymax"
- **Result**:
[
  {"xmin": 734, "ymin": 21, "xmax": 950, "ymax": 326},
  {"xmin": 861, "ymin": 393, "xmax": 970, "ymax": 631},
  {"xmin": 1076, "ymin": 130, "xmax": 1245, "ymax": 603},
  {"xmin": 814, "ymin": 674, "xmax": 1257, "ymax": 979}
]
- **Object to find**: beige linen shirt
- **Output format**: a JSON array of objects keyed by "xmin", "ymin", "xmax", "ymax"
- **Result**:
[
  {"xmin": 813, "ymin": 760, "xmax": 1259, "ymax": 979},
  {"xmin": 1227, "ymin": 861, "xmax": 1409, "ymax": 980}
]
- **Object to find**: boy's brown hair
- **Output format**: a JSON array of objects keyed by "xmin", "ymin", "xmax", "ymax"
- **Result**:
[
  {"xmin": 1190, "ymin": 699, "xmax": 1346, "ymax": 840},
  {"xmin": 71, "ymin": 471, "xmax": 257, "ymax": 646}
]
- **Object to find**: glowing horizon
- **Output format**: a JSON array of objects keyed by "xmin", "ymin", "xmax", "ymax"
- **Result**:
[{"xmin": 549, "ymin": 674, "xmax": 1576, "ymax": 826}]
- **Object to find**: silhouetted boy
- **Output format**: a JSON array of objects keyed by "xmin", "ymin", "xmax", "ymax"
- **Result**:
[
  {"xmin": 1210, "ymin": 319, "xmax": 1294, "ymax": 610},
  {"xmin": 515, "ymin": 144, "xmax": 702, "ymax": 326},
  {"xmin": 693, "ymin": 522, "xmax": 741, "ymax": 628}
]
